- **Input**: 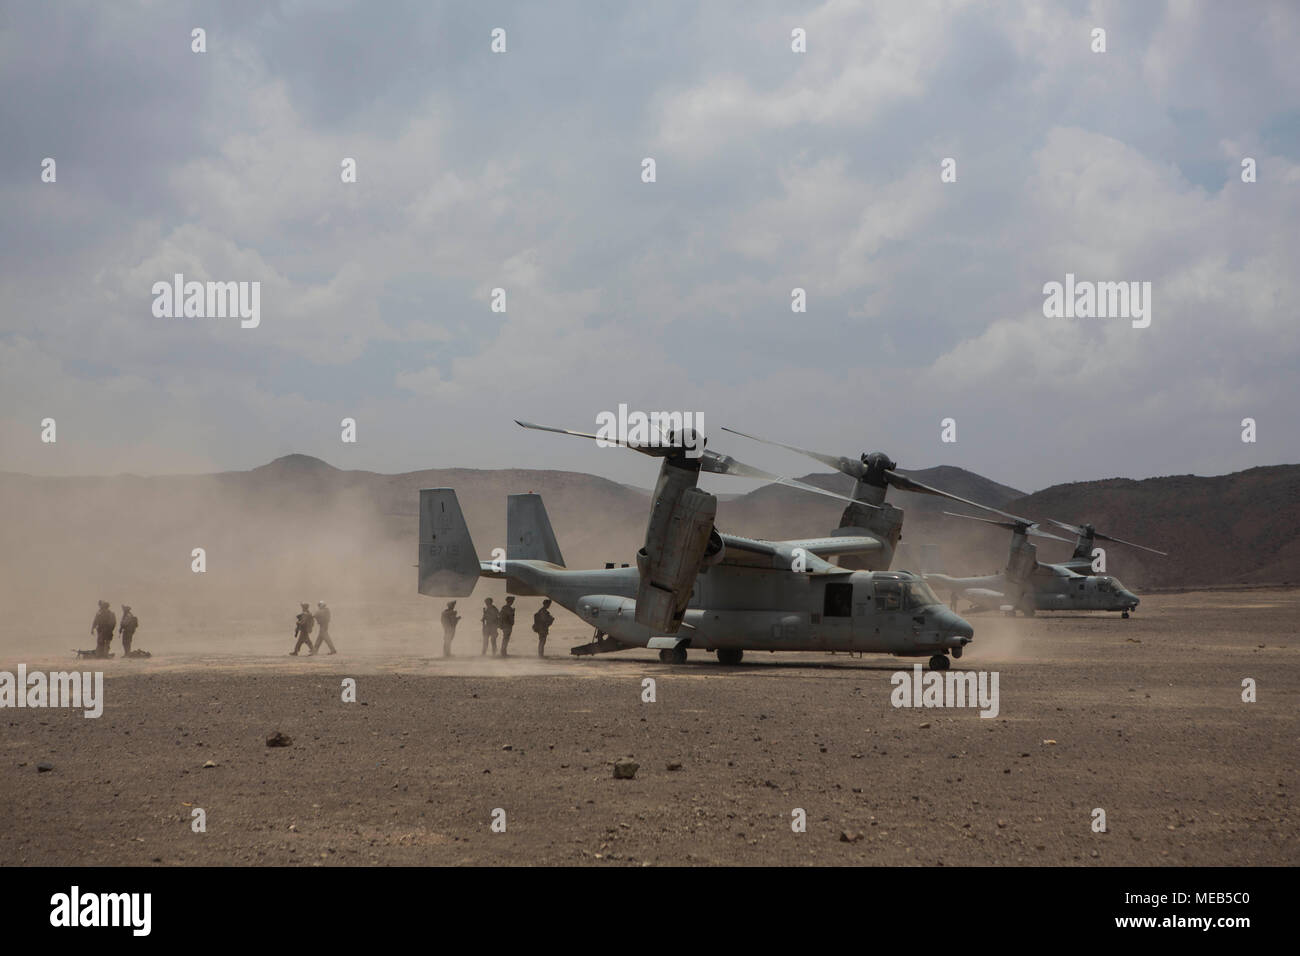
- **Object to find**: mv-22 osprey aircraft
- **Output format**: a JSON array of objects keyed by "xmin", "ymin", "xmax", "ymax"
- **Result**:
[
  {"xmin": 924, "ymin": 513, "xmax": 1162, "ymax": 618},
  {"xmin": 418, "ymin": 420, "xmax": 977, "ymax": 670}
]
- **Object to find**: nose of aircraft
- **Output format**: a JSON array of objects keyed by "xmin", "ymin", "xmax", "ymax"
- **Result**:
[
  {"xmin": 1121, "ymin": 591, "xmax": 1140, "ymax": 608},
  {"xmin": 933, "ymin": 607, "xmax": 974, "ymax": 639}
]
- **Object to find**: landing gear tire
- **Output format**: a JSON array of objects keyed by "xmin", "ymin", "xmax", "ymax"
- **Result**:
[
  {"xmin": 716, "ymin": 648, "xmax": 743, "ymax": 665},
  {"xmin": 670, "ymin": 645, "xmax": 687, "ymax": 665},
  {"xmin": 1121, "ymin": 611, "xmax": 1130, "ymax": 619},
  {"xmin": 658, "ymin": 649, "xmax": 671, "ymax": 663},
  {"xmin": 928, "ymin": 653, "xmax": 950, "ymax": 671}
]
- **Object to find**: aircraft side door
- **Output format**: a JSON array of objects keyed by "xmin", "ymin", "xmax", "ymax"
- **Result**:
[{"xmin": 821, "ymin": 580, "xmax": 854, "ymax": 650}]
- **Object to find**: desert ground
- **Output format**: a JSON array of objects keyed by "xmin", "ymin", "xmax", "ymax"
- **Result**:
[{"xmin": 0, "ymin": 588, "xmax": 1295, "ymax": 866}]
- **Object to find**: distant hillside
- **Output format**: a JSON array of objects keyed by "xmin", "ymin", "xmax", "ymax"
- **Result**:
[
  {"xmin": 1006, "ymin": 465, "xmax": 1300, "ymax": 588},
  {"xmin": 2, "ymin": 457, "xmax": 1296, "ymax": 641},
  {"xmin": 0, "ymin": 456, "xmax": 648, "ymax": 618}
]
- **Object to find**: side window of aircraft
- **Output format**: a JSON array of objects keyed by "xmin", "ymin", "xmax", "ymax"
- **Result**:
[
  {"xmin": 824, "ymin": 582, "xmax": 853, "ymax": 618},
  {"xmin": 874, "ymin": 581, "xmax": 902, "ymax": 612}
]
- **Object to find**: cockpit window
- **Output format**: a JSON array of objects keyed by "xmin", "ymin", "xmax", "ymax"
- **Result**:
[
  {"xmin": 1097, "ymin": 577, "xmax": 1113, "ymax": 593},
  {"xmin": 875, "ymin": 581, "xmax": 902, "ymax": 612},
  {"xmin": 904, "ymin": 581, "xmax": 941, "ymax": 610}
]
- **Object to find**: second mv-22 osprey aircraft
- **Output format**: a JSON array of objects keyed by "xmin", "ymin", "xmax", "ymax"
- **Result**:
[
  {"xmin": 718, "ymin": 427, "xmax": 1165, "ymax": 620},
  {"xmin": 418, "ymin": 420, "xmax": 1024, "ymax": 671}
]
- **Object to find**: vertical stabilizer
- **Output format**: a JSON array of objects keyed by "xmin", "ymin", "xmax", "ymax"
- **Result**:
[{"xmin": 418, "ymin": 489, "xmax": 481, "ymax": 596}]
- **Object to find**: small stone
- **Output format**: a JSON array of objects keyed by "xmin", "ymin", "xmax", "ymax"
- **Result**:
[
  {"xmin": 37, "ymin": 762, "xmax": 54, "ymax": 773},
  {"xmin": 266, "ymin": 732, "xmax": 292, "ymax": 747},
  {"xmin": 840, "ymin": 830, "xmax": 863, "ymax": 843},
  {"xmin": 203, "ymin": 760, "xmax": 218, "ymax": 768},
  {"xmin": 501, "ymin": 744, "xmax": 513, "ymax": 751},
  {"xmin": 666, "ymin": 761, "xmax": 682, "ymax": 771},
  {"xmin": 613, "ymin": 758, "xmax": 639, "ymax": 780},
  {"xmin": 1042, "ymin": 739, "xmax": 1057, "ymax": 746},
  {"xmin": 919, "ymin": 722, "xmax": 931, "ymax": 729}
]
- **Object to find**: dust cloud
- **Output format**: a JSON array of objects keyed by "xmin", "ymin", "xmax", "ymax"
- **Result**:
[{"xmin": 0, "ymin": 457, "xmax": 638, "ymax": 663}]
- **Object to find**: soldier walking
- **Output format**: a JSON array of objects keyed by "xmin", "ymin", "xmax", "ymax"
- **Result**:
[
  {"xmin": 313, "ymin": 600, "xmax": 337, "ymax": 655},
  {"xmin": 119, "ymin": 605, "xmax": 139, "ymax": 656},
  {"xmin": 91, "ymin": 600, "xmax": 116, "ymax": 658},
  {"xmin": 498, "ymin": 596, "xmax": 516, "ymax": 657},
  {"xmin": 291, "ymin": 602, "xmax": 315, "ymax": 655},
  {"xmin": 480, "ymin": 597, "xmax": 499, "ymax": 656},
  {"xmin": 441, "ymin": 601, "xmax": 460, "ymax": 657},
  {"xmin": 533, "ymin": 598, "xmax": 554, "ymax": 658}
]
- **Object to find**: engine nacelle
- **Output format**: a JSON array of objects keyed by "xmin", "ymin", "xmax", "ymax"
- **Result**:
[
  {"xmin": 635, "ymin": 485, "xmax": 716, "ymax": 632},
  {"xmin": 702, "ymin": 527, "xmax": 725, "ymax": 567}
]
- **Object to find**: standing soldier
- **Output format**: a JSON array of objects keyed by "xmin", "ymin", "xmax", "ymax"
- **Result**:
[
  {"xmin": 119, "ymin": 605, "xmax": 139, "ymax": 656},
  {"xmin": 498, "ymin": 596, "xmax": 516, "ymax": 657},
  {"xmin": 533, "ymin": 598, "xmax": 555, "ymax": 658},
  {"xmin": 480, "ymin": 597, "xmax": 499, "ymax": 656},
  {"xmin": 91, "ymin": 600, "xmax": 116, "ymax": 658},
  {"xmin": 440, "ymin": 601, "xmax": 460, "ymax": 657},
  {"xmin": 313, "ymin": 600, "xmax": 337, "ymax": 655},
  {"xmin": 291, "ymin": 602, "xmax": 315, "ymax": 656}
]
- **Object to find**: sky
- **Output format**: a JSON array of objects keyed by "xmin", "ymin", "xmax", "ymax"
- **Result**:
[{"xmin": 2, "ymin": 0, "xmax": 1298, "ymax": 494}]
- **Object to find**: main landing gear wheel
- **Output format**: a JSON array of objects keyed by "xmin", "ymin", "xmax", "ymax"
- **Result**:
[
  {"xmin": 658, "ymin": 649, "xmax": 671, "ymax": 663},
  {"xmin": 928, "ymin": 654, "xmax": 950, "ymax": 671},
  {"xmin": 716, "ymin": 648, "xmax": 743, "ymax": 665},
  {"xmin": 1122, "ymin": 611, "xmax": 1130, "ymax": 619},
  {"xmin": 659, "ymin": 646, "xmax": 688, "ymax": 664}
]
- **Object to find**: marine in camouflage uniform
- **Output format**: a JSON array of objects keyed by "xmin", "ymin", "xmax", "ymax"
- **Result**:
[
  {"xmin": 312, "ymin": 600, "xmax": 337, "ymax": 655},
  {"xmin": 498, "ymin": 596, "xmax": 516, "ymax": 657},
  {"xmin": 533, "ymin": 599, "xmax": 555, "ymax": 658},
  {"xmin": 291, "ymin": 603, "xmax": 315, "ymax": 655},
  {"xmin": 91, "ymin": 600, "xmax": 116, "ymax": 658},
  {"xmin": 480, "ymin": 598, "xmax": 499, "ymax": 656},
  {"xmin": 441, "ymin": 601, "xmax": 460, "ymax": 657},
  {"xmin": 119, "ymin": 605, "xmax": 138, "ymax": 655}
]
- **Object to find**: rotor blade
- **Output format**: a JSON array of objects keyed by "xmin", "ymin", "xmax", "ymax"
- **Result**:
[
  {"xmin": 1091, "ymin": 531, "xmax": 1167, "ymax": 555},
  {"xmin": 515, "ymin": 420, "xmax": 672, "ymax": 457},
  {"xmin": 720, "ymin": 426, "xmax": 863, "ymax": 478},
  {"xmin": 940, "ymin": 511, "xmax": 1072, "ymax": 543},
  {"xmin": 1045, "ymin": 518, "xmax": 1167, "ymax": 556},
  {"xmin": 702, "ymin": 451, "xmax": 878, "ymax": 509},
  {"xmin": 888, "ymin": 470, "xmax": 1024, "ymax": 522}
]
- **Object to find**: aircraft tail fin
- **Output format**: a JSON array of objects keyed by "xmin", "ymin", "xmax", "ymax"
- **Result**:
[
  {"xmin": 418, "ymin": 488, "xmax": 481, "ymax": 596},
  {"xmin": 507, "ymin": 493, "xmax": 565, "ymax": 566}
]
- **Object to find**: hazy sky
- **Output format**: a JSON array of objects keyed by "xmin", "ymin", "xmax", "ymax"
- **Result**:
[{"xmin": 3, "ymin": 0, "xmax": 1298, "ymax": 494}]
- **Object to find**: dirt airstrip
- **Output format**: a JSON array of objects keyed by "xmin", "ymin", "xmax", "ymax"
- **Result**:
[{"xmin": 0, "ymin": 589, "xmax": 1295, "ymax": 866}]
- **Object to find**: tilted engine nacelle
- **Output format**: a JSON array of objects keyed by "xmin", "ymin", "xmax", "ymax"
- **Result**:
[{"xmin": 635, "ymin": 485, "xmax": 717, "ymax": 632}]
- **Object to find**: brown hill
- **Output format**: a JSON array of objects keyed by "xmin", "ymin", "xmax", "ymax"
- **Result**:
[
  {"xmin": 2, "ymin": 457, "xmax": 1296, "ymax": 647},
  {"xmin": 1005, "ymin": 466, "xmax": 1300, "ymax": 589}
]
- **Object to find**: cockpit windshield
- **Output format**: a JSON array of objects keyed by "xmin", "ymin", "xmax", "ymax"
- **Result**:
[{"xmin": 904, "ymin": 581, "xmax": 942, "ymax": 609}]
